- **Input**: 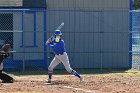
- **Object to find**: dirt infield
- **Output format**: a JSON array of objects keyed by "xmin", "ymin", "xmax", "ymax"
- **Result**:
[{"xmin": 0, "ymin": 72, "xmax": 140, "ymax": 93}]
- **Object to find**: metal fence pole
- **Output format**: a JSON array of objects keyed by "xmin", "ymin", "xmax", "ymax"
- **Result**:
[{"xmin": 22, "ymin": 10, "xmax": 25, "ymax": 72}]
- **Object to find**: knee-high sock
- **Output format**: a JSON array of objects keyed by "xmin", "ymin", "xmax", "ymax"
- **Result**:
[
  {"xmin": 71, "ymin": 70, "xmax": 81, "ymax": 78},
  {"xmin": 48, "ymin": 71, "xmax": 52, "ymax": 79}
]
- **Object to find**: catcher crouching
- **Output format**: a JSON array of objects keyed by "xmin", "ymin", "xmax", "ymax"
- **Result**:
[{"xmin": 0, "ymin": 44, "xmax": 14, "ymax": 83}]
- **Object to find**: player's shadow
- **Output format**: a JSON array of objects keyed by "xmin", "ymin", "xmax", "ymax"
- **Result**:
[{"xmin": 44, "ymin": 80, "xmax": 70, "ymax": 85}]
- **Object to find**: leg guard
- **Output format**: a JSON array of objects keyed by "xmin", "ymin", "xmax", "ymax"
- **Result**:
[{"xmin": 0, "ymin": 71, "xmax": 14, "ymax": 83}]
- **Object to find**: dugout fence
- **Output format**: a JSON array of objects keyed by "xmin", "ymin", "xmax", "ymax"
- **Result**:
[{"xmin": 0, "ymin": 8, "xmax": 47, "ymax": 72}]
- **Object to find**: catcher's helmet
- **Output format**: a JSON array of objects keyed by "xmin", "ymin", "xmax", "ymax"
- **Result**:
[
  {"xmin": 2, "ymin": 44, "xmax": 10, "ymax": 52},
  {"xmin": 54, "ymin": 30, "xmax": 62, "ymax": 35}
]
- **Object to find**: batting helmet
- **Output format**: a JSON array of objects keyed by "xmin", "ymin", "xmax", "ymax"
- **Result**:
[{"xmin": 54, "ymin": 30, "xmax": 62, "ymax": 35}]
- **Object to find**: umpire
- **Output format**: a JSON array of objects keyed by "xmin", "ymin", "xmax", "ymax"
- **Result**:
[{"xmin": 0, "ymin": 44, "xmax": 14, "ymax": 83}]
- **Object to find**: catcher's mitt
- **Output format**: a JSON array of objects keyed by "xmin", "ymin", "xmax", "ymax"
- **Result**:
[{"xmin": 2, "ymin": 44, "xmax": 10, "ymax": 52}]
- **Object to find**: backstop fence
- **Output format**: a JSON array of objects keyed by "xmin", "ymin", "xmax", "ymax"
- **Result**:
[{"xmin": 0, "ymin": 8, "xmax": 135, "ymax": 72}]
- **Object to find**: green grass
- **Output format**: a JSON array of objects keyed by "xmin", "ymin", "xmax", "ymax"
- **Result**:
[{"xmin": 124, "ymin": 68, "xmax": 140, "ymax": 75}]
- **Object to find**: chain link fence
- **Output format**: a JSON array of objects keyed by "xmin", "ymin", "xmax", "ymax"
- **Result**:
[
  {"xmin": 132, "ymin": 10, "xmax": 140, "ymax": 70},
  {"xmin": 0, "ymin": 10, "xmax": 130, "ymax": 73},
  {"xmin": 0, "ymin": 8, "xmax": 133, "ymax": 72},
  {"xmin": 0, "ymin": 9, "xmax": 47, "ymax": 72}
]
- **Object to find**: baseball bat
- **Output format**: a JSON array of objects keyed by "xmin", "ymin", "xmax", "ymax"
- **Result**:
[
  {"xmin": 56, "ymin": 22, "xmax": 64, "ymax": 30},
  {"xmin": 46, "ymin": 22, "xmax": 65, "ymax": 45},
  {"xmin": 51, "ymin": 22, "xmax": 64, "ymax": 39}
]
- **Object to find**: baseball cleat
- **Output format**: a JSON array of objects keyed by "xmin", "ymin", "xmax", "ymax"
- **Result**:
[
  {"xmin": 47, "ymin": 79, "xmax": 51, "ymax": 83},
  {"xmin": 80, "ymin": 77, "xmax": 84, "ymax": 83}
]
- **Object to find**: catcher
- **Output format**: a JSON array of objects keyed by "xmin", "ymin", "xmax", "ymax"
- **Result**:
[
  {"xmin": 46, "ymin": 30, "xmax": 84, "ymax": 83},
  {"xmin": 0, "ymin": 44, "xmax": 14, "ymax": 83}
]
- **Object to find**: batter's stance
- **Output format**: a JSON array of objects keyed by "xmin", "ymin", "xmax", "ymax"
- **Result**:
[{"xmin": 46, "ymin": 30, "xmax": 83, "ymax": 83}]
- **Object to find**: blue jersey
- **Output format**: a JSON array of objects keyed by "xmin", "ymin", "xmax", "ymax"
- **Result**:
[{"xmin": 48, "ymin": 39, "xmax": 66, "ymax": 55}]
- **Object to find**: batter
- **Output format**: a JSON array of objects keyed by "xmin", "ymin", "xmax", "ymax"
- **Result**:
[{"xmin": 46, "ymin": 30, "xmax": 84, "ymax": 83}]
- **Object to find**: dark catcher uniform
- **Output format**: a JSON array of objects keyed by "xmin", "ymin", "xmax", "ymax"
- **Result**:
[{"xmin": 0, "ymin": 44, "xmax": 14, "ymax": 83}]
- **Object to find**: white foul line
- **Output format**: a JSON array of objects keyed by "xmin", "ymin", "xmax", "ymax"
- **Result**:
[{"xmin": 63, "ymin": 86, "xmax": 101, "ymax": 93}]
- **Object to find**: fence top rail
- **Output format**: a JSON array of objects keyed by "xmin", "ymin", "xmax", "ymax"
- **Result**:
[
  {"xmin": 0, "ymin": 7, "xmax": 46, "ymax": 11},
  {"xmin": 0, "ymin": 30, "xmax": 22, "ymax": 32},
  {"xmin": 0, "ymin": 8, "xmax": 130, "ymax": 12}
]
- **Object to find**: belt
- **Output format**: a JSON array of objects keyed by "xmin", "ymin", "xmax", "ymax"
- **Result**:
[{"xmin": 56, "ymin": 52, "xmax": 65, "ymax": 55}]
